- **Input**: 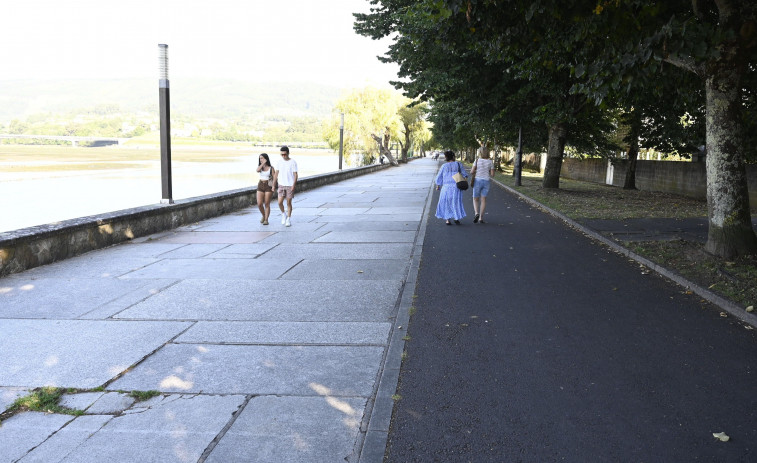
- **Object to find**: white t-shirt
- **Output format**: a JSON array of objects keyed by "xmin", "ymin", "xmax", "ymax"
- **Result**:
[
  {"xmin": 276, "ymin": 158, "xmax": 298, "ymax": 186},
  {"xmin": 474, "ymin": 158, "xmax": 494, "ymax": 181}
]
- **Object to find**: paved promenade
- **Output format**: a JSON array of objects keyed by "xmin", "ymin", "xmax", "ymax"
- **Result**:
[
  {"xmin": 0, "ymin": 159, "xmax": 438, "ymax": 462},
  {"xmin": 3, "ymin": 157, "xmax": 756, "ymax": 462}
]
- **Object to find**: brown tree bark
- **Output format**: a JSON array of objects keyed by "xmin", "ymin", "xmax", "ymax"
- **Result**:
[
  {"xmin": 542, "ymin": 123, "xmax": 567, "ymax": 189},
  {"xmin": 702, "ymin": 52, "xmax": 757, "ymax": 258},
  {"xmin": 371, "ymin": 128, "xmax": 399, "ymax": 166}
]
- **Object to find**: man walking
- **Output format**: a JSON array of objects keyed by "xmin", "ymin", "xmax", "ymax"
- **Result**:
[{"xmin": 273, "ymin": 145, "xmax": 298, "ymax": 227}]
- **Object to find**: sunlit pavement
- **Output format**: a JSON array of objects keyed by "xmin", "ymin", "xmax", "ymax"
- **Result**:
[{"xmin": 0, "ymin": 158, "xmax": 440, "ymax": 463}]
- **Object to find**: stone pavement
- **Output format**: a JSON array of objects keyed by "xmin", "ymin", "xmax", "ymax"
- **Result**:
[{"xmin": 0, "ymin": 159, "xmax": 438, "ymax": 463}]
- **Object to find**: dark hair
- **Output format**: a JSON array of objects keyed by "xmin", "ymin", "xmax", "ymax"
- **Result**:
[
  {"xmin": 258, "ymin": 153, "xmax": 272, "ymax": 167},
  {"xmin": 444, "ymin": 150, "xmax": 456, "ymax": 161},
  {"xmin": 280, "ymin": 146, "xmax": 290, "ymax": 154}
]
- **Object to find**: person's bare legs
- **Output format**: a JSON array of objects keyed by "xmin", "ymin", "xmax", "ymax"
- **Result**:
[
  {"xmin": 257, "ymin": 190, "xmax": 266, "ymax": 222},
  {"xmin": 263, "ymin": 191, "xmax": 273, "ymax": 222},
  {"xmin": 473, "ymin": 196, "xmax": 480, "ymax": 222},
  {"xmin": 479, "ymin": 196, "xmax": 488, "ymax": 222}
]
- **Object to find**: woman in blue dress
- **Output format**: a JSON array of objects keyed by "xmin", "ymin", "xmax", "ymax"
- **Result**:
[{"xmin": 435, "ymin": 150, "xmax": 468, "ymax": 225}]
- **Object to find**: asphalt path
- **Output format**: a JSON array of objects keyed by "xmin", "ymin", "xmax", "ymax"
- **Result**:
[{"xmin": 386, "ymin": 177, "xmax": 757, "ymax": 462}]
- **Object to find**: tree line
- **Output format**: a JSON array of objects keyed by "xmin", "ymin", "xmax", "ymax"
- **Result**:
[{"xmin": 354, "ymin": 0, "xmax": 757, "ymax": 259}]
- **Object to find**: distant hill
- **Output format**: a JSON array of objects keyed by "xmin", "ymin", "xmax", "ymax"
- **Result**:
[{"xmin": 0, "ymin": 79, "xmax": 344, "ymax": 120}]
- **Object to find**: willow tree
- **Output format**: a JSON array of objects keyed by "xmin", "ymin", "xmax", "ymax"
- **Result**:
[{"xmin": 322, "ymin": 87, "xmax": 407, "ymax": 166}]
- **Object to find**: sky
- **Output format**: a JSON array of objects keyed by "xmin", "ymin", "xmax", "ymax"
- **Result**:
[{"xmin": 1, "ymin": 0, "xmax": 399, "ymax": 87}]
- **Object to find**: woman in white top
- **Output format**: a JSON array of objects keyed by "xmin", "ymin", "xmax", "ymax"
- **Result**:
[
  {"xmin": 256, "ymin": 153, "xmax": 275, "ymax": 225},
  {"xmin": 470, "ymin": 150, "xmax": 495, "ymax": 223}
]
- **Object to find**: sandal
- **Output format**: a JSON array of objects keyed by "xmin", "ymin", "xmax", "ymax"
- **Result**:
[
  {"xmin": 473, "ymin": 214, "xmax": 479, "ymax": 223},
  {"xmin": 454, "ymin": 220, "xmax": 460, "ymax": 225},
  {"xmin": 445, "ymin": 220, "xmax": 451, "ymax": 225}
]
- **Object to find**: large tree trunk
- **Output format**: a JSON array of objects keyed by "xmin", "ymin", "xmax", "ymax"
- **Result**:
[
  {"xmin": 399, "ymin": 124, "xmax": 411, "ymax": 162},
  {"xmin": 623, "ymin": 142, "xmax": 639, "ymax": 190},
  {"xmin": 542, "ymin": 123, "xmax": 567, "ymax": 189},
  {"xmin": 703, "ymin": 54, "xmax": 757, "ymax": 258},
  {"xmin": 371, "ymin": 131, "xmax": 399, "ymax": 166},
  {"xmin": 623, "ymin": 108, "xmax": 641, "ymax": 190}
]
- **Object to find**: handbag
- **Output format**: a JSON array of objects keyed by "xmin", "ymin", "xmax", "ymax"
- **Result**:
[
  {"xmin": 452, "ymin": 162, "xmax": 468, "ymax": 190},
  {"xmin": 470, "ymin": 158, "xmax": 477, "ymax": 188},
  {"xmin": 268, "ymin": 167, "xmax": 275, "ymax": 188}
]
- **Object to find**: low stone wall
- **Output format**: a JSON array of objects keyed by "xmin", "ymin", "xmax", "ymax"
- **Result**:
[
  {"xmin": 561, "ymin": 158, "xmax": 607, "ymax": 184},
  {"xmin": 0, "ymin": 163, "xmax": 391, "ymax": 277},
  {"xmin": 559, "ymin": 158, "xmax": 757, "ymax": 206}
]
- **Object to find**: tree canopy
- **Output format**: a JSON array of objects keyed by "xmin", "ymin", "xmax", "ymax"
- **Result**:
[{"xmin": 355, "ymin": 0, "xmax": 757, "ymax": 258}]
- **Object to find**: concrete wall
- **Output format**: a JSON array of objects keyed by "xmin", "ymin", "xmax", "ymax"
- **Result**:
[
  {"xmin": 0, "ymin": 163, "xmax": 391, "ymax": 277},
  {"xmin": 561, "ymin": 158, "xmax": 607, "ymax": 184},
  {"xmin": 558, "ymin": 158, "xmax": 757, "ymax": 206},
  {"xmin": 499, "ymin": 149, "xmax": 544, "ymax": 172}
]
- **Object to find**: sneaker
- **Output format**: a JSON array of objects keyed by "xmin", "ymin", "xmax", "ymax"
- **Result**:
[
  {"xmin": 281, "ymin": 213, "xmax": 287, "ymax": 225},
  {"xmin": 263, "ymin": 220, "xmax": 269, "ymax": 225},
  {"xmin": 260, "ymin": 216, "xmax": 265, "ymax": 223},
  {"xmin": 473, "ymin": 213, "xmax": 480, "ymax": 223},
  {"xmin": 285, "ymin": 217, "xmax": 291, "ymax": 227}
]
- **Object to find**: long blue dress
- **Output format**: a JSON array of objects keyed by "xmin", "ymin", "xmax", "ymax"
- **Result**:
[{"xmin": 435, "ymin": 161, "xmax": 468, "ymax": 220}]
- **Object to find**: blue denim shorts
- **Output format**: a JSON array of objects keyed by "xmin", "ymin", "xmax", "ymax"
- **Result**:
[{"xmin": 472, "ymin": 178, "xmax": 490, "ymax": 198}]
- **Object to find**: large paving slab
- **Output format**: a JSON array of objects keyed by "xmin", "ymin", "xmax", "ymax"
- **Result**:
[
  {"xmin": 0, "ymin": 412, "xmax": 75, "ymax": 463},
  {"xmin": 261, "ymin": 243, "xmax": 413, "ymax": 260},
  {"xmin": 5, "ymin": 256, "xmax": 161, "ymax": 280},
  {"xmin": 0, "ymin": 387, "xmax": 28, "ymax": 413},
  {"xmin": 316, "ymin": 221, "xmax": 420, "ymax": 232},
  {"xmin": 314, "ymin": 231, "xmax": 417, "ymax": 243},
  {"xmin": 113, "ymin": 279, "xmax": 402, "ymax": 321},
  {"xmin": 110, "ymin": 344, "xmax": 385, "ymax": 395},
  {"xmin": 176, "ymin": 321, "xmax": 392, "ymax": 345},
  {"xmin": 15, "ymin": 414, "xmax": 113, "ymax": 463},
  {"xmin": 0, "ymin": 278, "xmax": 156, "ymax": 319},
  {"xmin": 205, "ymin": 395, "xmax": 368, "ymax": 463},
  {"xmin": 312, "ymin": 213, "xmax": 422, "ymax": 222},
  {"xmin": 153, "ymin": 231, "xmax": 274, "ymax": 244},
  {"xmin": 119, "ymin": 257, "xmax": 301, "ymax": 280},
  {"xmin": 23, "ymin": 394, "xmax": 246, "ymax": 463},
  {"xmin": 0, "ymin": 320, "xmax": 191, "ymax": 388},
  {"xmin": 280, "ymin": 259, "xmax": 409, "ymax": 280}
]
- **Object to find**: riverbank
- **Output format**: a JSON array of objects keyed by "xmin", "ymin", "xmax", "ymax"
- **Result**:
[{"xmin": 0, "ymin": 144, "xmax": 347, "ymax": 232}]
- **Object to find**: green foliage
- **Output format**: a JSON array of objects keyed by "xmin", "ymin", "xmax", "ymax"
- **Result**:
[
  {"xmin": 8, "ymin": 387, "xmax": 83, "ymax": 416},
  {"xmin": 321, "ymin": 87, "xmax": 414, "ymax": 166}
]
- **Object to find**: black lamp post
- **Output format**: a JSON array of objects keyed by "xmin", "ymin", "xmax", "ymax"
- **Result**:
[
  {"xmin": 338, "ymin": 112, "xmax": 344, "ymax": 170},
  {"xmin": 158, "ymin": 44, "xmax": 173, "ymax": 204}
]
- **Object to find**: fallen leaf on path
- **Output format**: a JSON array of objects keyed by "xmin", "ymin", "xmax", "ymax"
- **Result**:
[
  {"xmin": 712, "ymin": 432, "xmax": 730, "ymax": 442},
  {"xmin": 746, "ymin": 306, "xmax": 754, "ymax": 313}
]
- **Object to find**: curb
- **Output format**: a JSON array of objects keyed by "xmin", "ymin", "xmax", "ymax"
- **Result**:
[
  {"xmin": 358, "ymin": 173, "xmax": 437, "ymax": 463},
  {"xmin": 492, "ymin": 178, "xmax": 757, "ymax": 329}
]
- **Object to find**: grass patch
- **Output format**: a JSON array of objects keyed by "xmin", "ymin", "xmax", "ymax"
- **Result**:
[
  {"xmin": 129, "ymin": 390, "xmax": 161, "ymax": 402},
  {"xmin": 630, "ymin": 240, "xmax": 757, "ymax": 308},
  {"xmin": 1, "ymin": 387, "xmax": 84, "ymax": 420},
  {"xmin": 490, "ymin": 164, "xmax": 708, "ymax": 220}
]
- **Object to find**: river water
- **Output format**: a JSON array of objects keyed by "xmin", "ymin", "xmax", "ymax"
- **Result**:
[{"xmin": 0, "ymin": 152, "xmax": 346, "ymax": 233}]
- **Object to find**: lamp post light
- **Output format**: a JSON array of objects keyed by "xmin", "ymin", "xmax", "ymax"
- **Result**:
[
  {"xmin": 513, "ymin": 127, "xmax": 523, "ymax": 185},
  {"xmin": 338, "ymin": 112, "xmax": 344, "ymax": 170},
  {"xmin": 158, "ymin": 44, "xmax": 173, "ymax": 204}
]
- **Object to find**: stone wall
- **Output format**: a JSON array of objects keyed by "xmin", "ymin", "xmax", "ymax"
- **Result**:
[
  {"xmin": 558, "ymin": 158, "xmax": 757, "ymax": 206},
  {"xmin": 561, "ymin": 158, "xmax": 607, "ymax": 184},
  {"xmin": 0, "ymin": 163, "xmax": 391, "ymax": 277}
]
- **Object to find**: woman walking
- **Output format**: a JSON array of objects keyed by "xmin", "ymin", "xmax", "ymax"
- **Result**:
[
  {"xmin": 256, "ymin": 153, "xmax": 275, "ymax": 225},
  {"xmin": 470, "ymin": 150, "xmax": 495, "ymax": 223},
  {"xmin": 435, "ymin": 150, "xmax": 468, "ymax": 225}
]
